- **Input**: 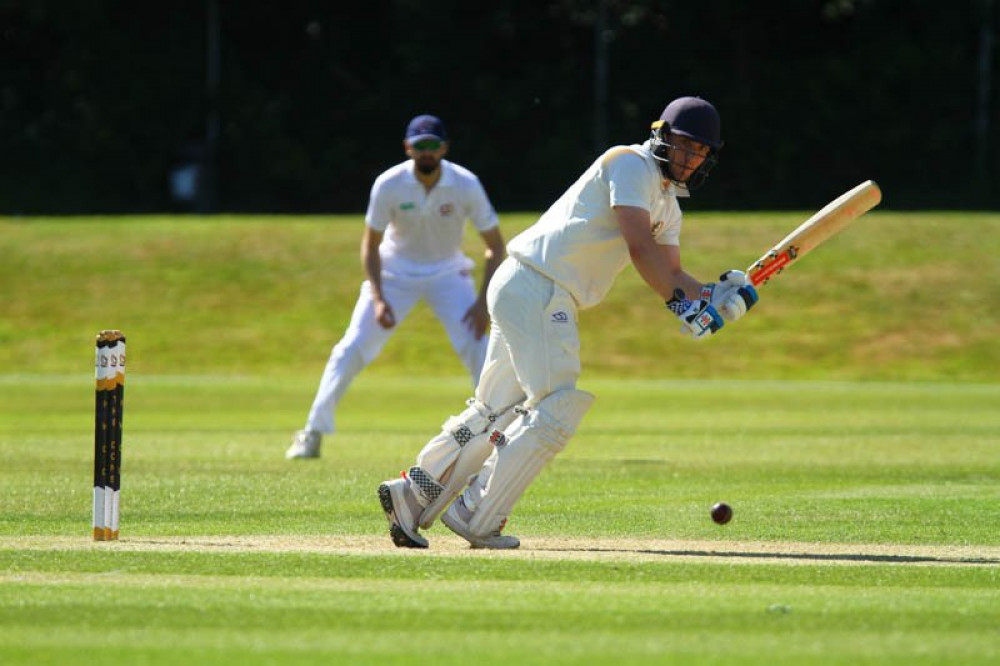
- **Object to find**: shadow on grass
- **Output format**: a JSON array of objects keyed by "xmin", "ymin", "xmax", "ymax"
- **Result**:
[{"xmin": 544, "ymin": 547, "xmax": 1000, "ymax": 566}]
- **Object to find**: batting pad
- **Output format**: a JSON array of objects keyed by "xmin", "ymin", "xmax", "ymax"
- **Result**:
[
  {"xmin": 412, "ymin": 398, "xmax": 519, "ymax": 519},
  {"xmin": 417, "ymin": 430, "xmax": 493, "ymax": 529},
  {"xmin": 467, "ymin": 389, "xmax": 594, "ymax": 536}
]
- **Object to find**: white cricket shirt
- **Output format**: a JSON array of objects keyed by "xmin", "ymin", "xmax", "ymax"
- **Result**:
[
  {"xmin": 507, "ymin": 142, "xmax": 684, "ymax": 309},
  {"xmin": 366, "ymin": 159, "xmax": 499, "ymax": 277}
]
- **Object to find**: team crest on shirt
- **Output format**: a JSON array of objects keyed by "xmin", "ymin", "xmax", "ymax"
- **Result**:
[
  {"xmin": 651, "ymin": 219, "xmax": 664, "ymax": 235},
  {"xmin": 439, "ymin": 203, "xmax": 454, "ymax": 216},
  {"xmin": 400, "ymin": 202, "xmax": 415, "ymax": 211}
]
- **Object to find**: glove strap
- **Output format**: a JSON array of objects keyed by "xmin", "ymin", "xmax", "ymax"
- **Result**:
[
  {"xmin": 665, "ymin": 289, "xmax": 691, "ymax": 316},
  {"xmin": 738, "ymin": 285, "xmax": 760, "ymax": 310}
]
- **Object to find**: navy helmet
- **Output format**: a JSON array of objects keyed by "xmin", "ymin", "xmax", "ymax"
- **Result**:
[{"xmin": 649, "ymin": 96, "xmax": 722, "ymax": 190}]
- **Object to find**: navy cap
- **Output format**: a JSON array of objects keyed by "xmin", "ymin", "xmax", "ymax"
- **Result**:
[{"xmin": 405, "ymin": 114, "xmax": 448, "ymax": 143}]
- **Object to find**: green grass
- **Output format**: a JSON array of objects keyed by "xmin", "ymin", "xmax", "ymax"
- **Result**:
[
  {"xmin": 1, "ymin": 214, "xmax": 999, "ymax": 663},
  {"xmin": 1, "ymin": 376, "xmax": 999, "ymax": 664},
  {"xmin": 1, "ymin": 212, "xmax": 998, "ymax": 379},
  {"xmin": 2, "ymin": 557, "xmax": 998, "ymax": 665}
]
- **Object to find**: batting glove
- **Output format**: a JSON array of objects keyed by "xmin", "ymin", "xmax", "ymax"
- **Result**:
[
  {"xmin": 666, "ymin": 289, "xmax": 724, "ymax": 340},
  {"xmin": 701, "ymin": 270, "xmax": 759, "ymax": 323}
]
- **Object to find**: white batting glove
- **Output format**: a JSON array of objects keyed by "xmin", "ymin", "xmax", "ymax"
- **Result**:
[
  {"xmin": 700, "ymin": 270, "xmax": 759, "ymax": 323},
  {"xmin": 666, "ymin": 290, "xmax": 724, "ymax": 340}
]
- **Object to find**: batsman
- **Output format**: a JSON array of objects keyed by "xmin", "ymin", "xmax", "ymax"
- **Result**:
[{"xmin": 379, "ymin": 96, "xmax": 759, "ymax": 549}]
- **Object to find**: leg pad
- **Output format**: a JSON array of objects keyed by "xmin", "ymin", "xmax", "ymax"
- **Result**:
[{"xmin": 466, "ymin": 389, "xmax": 595, "ymax": 535}]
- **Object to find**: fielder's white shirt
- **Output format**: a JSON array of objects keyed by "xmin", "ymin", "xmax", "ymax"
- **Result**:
[
  {"xmin": 507, "ymin": 141, "xmax": 685, "ymax": 309},
  {"xmin": 366, "ymin": 159, "xmax": 499, "ymax": 277}
]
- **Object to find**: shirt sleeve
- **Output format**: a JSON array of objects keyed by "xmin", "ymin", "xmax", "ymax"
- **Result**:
[
  {"xmin": 466, "ymin": 176, "xmax": 499, "ymax": 232},
  {"xmin": 604, "ymin": 151, "xmax": 655, "ymax": 211},
  {"xmin": 364, "ymin": 176, "xmax": 392, "ymax": 232}
]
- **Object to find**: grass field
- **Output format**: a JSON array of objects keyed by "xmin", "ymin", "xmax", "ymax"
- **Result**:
[
  {"xmin": 1, "ymin": 376, "xmax": 998, "ymax": 664},
  {"xmin": 2, "ymin": 211, "xmax": 998, "ymax": 379},
  {"xmin": 1, "ymin": 213, "xmax": 999, "ymax": 664}
]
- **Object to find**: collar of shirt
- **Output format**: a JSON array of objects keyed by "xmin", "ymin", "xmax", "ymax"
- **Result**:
[
  {"xmin": 667, "ymin": 182, "xmax": 690, "ymax": 198},
  {"xmin": 404, "ymin": 158, "xmax": 455, "ymax": 190}
]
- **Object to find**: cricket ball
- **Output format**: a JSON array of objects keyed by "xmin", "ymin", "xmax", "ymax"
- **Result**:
[{"xmin": 710, "ymin": 502, "xmax": 733, "ymax": 525}]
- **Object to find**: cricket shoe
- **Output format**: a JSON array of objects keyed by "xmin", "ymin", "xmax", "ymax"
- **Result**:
[
  {"xmin": 378, "ymin": 477, "xmax": 429, "ymax": 549},
  {"xmin": 441, "ymin": 496, "xmax": 520, "ymax": 550},
  {"xmin": 285, "ymin": 430, "xmax": 322, "ymax": 459}
]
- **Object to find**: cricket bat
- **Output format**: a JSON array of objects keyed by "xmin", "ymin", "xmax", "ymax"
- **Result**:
[{"xmin": 747, "ymin": 180, "xmax": 882, "ymax": 288}]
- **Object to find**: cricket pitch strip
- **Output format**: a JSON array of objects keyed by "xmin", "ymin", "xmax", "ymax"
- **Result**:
[{"xmin": 7, "ymin": 535, "xmax": 1000, "ymax": 567}]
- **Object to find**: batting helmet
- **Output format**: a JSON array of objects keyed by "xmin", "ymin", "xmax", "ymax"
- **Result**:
[{"xmin": 649, "ymin": 96, "xmax": 722, "ymax": 190}]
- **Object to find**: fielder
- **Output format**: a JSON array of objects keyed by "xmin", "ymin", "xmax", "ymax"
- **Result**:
[
  {"xmin": 287, "ymin": 115, "xmax": 505, "ymax": 459},
  {"xmin": 378, "ymin": 97, "xmax": 759, "ymax": 548}
]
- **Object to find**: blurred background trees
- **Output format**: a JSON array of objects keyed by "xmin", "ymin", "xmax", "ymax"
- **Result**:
[{"xmin": 1, "ymin": 0, "xmax": 996, "ymax": 213}]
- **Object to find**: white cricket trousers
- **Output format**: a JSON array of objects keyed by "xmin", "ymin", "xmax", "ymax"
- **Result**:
[
  {"xmin": 305, "ymin": 269, "xmax": 487, "ymax": 434},
  {"xmin": 475, "ymin": 257, "xmax": 582, "ymax": 411}
]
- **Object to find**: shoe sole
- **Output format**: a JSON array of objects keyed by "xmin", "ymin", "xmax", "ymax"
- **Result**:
[
  {"xmin": 285, "ymin": 444, "xmax": 320, "ymax": 459},
  {"xmin": 285, "ymin": 452, "xmax": 319, "ymax": 459},
  {"xmin": 378, "ymin": 483, "xmax": 428, "ymax": 549},
  {"xmin": 442, "ymin": 509, "xmax": 519, "ymax": 550}
]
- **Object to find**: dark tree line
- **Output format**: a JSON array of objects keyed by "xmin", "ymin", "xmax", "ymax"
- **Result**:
[{"xmin": 1, "ymin": 0, "xmax": 996, "ymax": 214}]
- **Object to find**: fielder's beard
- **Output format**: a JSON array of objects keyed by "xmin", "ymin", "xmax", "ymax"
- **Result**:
[{"xmin": 416, "ymin": 159, "xmax": 439, "ymax": 175}]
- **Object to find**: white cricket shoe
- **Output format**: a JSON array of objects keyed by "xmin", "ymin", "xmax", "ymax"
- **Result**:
[
  {"xmin": 442, "ymin": 496, "xmax": 520, "ymax": 550},
  {"xmin": 377, "ymin": 477, "xmax": 429, "ymax": 549},
  {"xmin": 285, "ymin": 430, "xmax": 322, "ymax": 459}
]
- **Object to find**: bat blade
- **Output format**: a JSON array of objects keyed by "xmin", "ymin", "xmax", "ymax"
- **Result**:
[{"xmin": 747, "ymin": 180, "xmax": 882, "ymax": 288}]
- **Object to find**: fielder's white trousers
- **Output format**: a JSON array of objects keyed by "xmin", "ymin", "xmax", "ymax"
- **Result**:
[
  {"xmin": 305, "ymin": 268, "xmax": 487, "ymax": 434},
  {"xmin": 475, "ymin": 257, "xmax": 581, "ymax": 411}
]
